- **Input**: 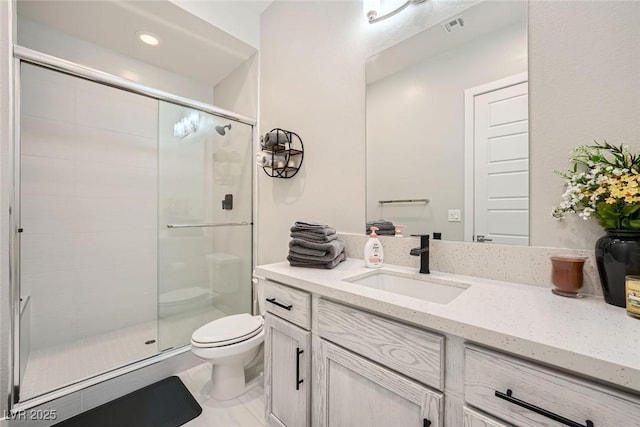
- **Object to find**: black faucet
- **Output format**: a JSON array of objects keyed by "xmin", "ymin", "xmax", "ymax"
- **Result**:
[{"xmin": 410, "ymin": 234, "xmax": 430, "ymax": 274}]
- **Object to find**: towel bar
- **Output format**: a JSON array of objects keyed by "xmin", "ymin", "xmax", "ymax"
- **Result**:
[
  {"xmin": 167, "ymin": 222, "xmax": 250, "ymax": 228},
  {"xmin": 378, "ymin": 199, "xmax": 430, "ymax": 204}
]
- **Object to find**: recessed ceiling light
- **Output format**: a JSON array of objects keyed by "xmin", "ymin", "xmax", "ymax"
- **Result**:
[{"xmin": 137, "ymin": 32, "xmax": 160, "ymax": 46}]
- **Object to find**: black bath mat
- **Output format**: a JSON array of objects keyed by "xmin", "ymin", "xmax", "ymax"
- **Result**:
[{"xmin": 53, "ymin": 376, "xmax": 202, "ymax": 427}]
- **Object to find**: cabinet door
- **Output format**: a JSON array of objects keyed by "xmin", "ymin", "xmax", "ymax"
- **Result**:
[
  {"xmin": 316, "ymin": 339, "xmax": 443, "ymax": 427},
  {"xmin": 264, "ymin": 313, "xmax": 311, "ymax": 427},
  {"xmin": 463, "ymin": 407, "xmax": 509, "ymax": 427}
]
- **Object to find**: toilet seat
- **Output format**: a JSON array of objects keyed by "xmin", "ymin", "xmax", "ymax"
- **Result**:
[{"xmin": 191, "ymin": 313, "xmax": 264, "ymax": 348}]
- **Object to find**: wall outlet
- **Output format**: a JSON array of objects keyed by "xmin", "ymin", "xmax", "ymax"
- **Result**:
[{"xmin": 448, "ymin": 209, "xmax": 461, "ymax": 222}]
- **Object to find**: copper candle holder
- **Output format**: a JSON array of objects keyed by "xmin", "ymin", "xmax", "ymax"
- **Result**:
[{"xmin": 550, "ymin": 255, "xmax": 587, "ymax": 298}]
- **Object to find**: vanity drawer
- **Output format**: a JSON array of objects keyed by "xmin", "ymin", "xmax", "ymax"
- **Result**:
[
  {"xmin": 262, "ymin": 279, "xmax": 311, "ymax": 330},
  {"xmin": 463, "ymin": 407, "xmax": 509, "ymax": 427},
  {"xmin": 317, "ymin": 298, "xmax": 444, "ymax": 390},
  {"xmin": 464, "ymin": 345, "xmax": 640, "ymax": 427}
]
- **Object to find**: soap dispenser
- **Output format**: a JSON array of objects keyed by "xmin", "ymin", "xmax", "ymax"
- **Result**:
[{"xmin": 364, "ymin": 226, "xmax": 384, "ymax": 268}]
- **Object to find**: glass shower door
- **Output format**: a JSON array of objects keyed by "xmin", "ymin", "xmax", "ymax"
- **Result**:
[
  {"xmin": 18, "ymin": 63, "xmax": 160, "ymax": 401},
  {"xmin": 158, "ymin": 102, "xmax": 253, "ymax": 351}
]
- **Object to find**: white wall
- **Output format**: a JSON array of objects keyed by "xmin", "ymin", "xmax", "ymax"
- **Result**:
[
  {"xmin": 18, "ymin": 18, "xmax": 215, "ymax": 105},
  {"xmin": 20, "ymin": 64, "xmax": 158, "ymax": 349},
  {"xmin": 169, "ymin": 0, "xmax": 269, "ymax": 49},
  {"xmin": 259, "ymin": 0, "xmax": 640, "ymax": 265},
  {"xmin": 259, "ymin": 1, "xmax": 367, "ymax": 264},
  {"xmin": 214, "ymin": 53, "xmax": 260, "ymax": 119},
  {"xmin": 366, "ymin": 22, "xmax": 526, "ymax": 239},
  {"xmin": 529, "ymin": 0, "xmax": 640, "ymax": 249}
]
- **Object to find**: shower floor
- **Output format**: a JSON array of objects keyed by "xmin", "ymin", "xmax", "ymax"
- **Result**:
[
  {"xmin": 20, "ymin": 306, "xmax": 230, "ymax": 402},
  {"xmin": 21, "ymin": 321, "xmax": 158, "ymax": 401}
]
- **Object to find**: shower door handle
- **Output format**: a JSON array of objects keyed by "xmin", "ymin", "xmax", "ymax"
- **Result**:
[{"xmin": 166, "ymin": 221, "xmax": 249, "ymax": 228}]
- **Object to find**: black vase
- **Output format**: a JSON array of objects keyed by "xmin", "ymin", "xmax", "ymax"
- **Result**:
[{"xmin": 595, "ymin": 229, "xmax": 640, "ymax": 307}]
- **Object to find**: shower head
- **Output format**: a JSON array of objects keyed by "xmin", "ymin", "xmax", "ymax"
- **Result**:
[{"xmin": 215, "ymin": 124, "xmax": 232, "ymax": 136}]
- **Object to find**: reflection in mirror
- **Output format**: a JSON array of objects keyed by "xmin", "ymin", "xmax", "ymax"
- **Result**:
[{"xmin": 366, "ymin": 1, "xmax": 528, "ymax": 244}]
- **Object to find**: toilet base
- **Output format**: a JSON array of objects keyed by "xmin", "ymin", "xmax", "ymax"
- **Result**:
[{"xmin": 210, "ymin": 363, "xmax": 246, "ymax": 400}]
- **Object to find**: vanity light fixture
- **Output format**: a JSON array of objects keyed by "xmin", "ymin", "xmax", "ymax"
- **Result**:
[
  {"xmin": 137, "ymin": 31, "xmax": 160, "ymax": 46},
  {"xmin": 364, "ymin": 0, "xmax": 427, "ymax": 24}
]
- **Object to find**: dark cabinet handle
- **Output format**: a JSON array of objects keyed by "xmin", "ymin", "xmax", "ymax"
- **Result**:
[
  {"xmin": 266, "ymin": 297, "xmax": 292, "ymax": 311},
  {"xmin": 296, "ymin": 348, "xmax": 304, "ymax": 390},
  {"xmin": 495, "ymin": 389, "xmax": 594, "ymax": 427}
]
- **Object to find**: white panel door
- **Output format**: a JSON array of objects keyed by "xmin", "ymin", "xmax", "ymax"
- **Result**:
[{"xmin": 473, "ymin": 80, "xmax": 529, "ymax": 245}]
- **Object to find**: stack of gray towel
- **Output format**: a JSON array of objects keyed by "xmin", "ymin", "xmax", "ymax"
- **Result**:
[
  {"xmin": 288, "ymin": 222, "xmax": 346, "ymax": 269},
  {"xmin": 366, "ymin": 219, "xmax": 395, "ymax": 236}
]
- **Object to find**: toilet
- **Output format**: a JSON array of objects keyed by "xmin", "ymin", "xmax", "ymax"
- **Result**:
[{"xmin": 191, "ymin": 287, "xmax": 265, "ymax": 401}]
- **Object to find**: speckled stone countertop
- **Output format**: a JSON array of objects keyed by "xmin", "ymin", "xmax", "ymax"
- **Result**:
[{"xmin": 255, "ymin": 258, "xmax": 640, "ymax": 394}]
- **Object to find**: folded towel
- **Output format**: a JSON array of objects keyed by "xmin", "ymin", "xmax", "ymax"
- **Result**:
[
  {"xmin": 290, "ymin": 231, "xmax": 338, "ymax": 243},
  {"xmin": 288, "ymin": 248, "xmax": 343, "ymax": 263},
  {"xmin": 366, "ymin": 228, "xmax": 395, "ymax": 236},
  {"xmin": 367, "ymin": 220, "xmax": 396, "ymax": 230},
  {"xmin": 290, "ymin": 221, "xmax": 336, "ymax": 235},
  {"xmin": 288, "ymin": 251, "xmax": 346, "ymax": 269},
  {"xmin": 367, "ymin": 220, "xmax": 394, "ymax": 227},
  {"xmin": 262, "ymin": 130, "xmax": 289, "ymax": 147},
  {"xmin": 289, "ymin": 239, "xmax": 344, "ymax": 259}
]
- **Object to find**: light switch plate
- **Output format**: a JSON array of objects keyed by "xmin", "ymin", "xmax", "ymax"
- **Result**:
[{"xmin": 448, "ymin": 209, "xmax": 461, "ymax": 222}]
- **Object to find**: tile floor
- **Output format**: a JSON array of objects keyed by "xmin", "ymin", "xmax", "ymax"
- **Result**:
[{"xmin": 178, "ymin": 363, "xmax": 265, "ymax": 427}]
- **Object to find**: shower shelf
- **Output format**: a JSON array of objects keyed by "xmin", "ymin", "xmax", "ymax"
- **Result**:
[{"xmin": 259, "ymin": 128, "xmax": 304, "ymax": 179}]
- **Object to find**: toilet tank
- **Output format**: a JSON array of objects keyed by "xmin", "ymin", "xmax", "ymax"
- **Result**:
[{"xmin": 206, "ymin": 252, "xmax": 242, "ymax": 294}]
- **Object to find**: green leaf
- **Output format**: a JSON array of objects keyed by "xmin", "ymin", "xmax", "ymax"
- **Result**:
[
  {"xmin": 622, "ymin": 204, "xmax": 640, "ymax": 216},
  {"xmin": 595, "ymin": 202, "xmax": 619, "ymax": 229}
]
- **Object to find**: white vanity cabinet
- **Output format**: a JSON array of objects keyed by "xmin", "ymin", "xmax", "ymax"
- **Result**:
[
  {"xmin": 263, "ymin": 280, "xmax": 312, "ymax": 427},
  {"xmin": 315, "ymin": 299, "xmax": 444, "ymax": 427},
  {"xmin": 464, "ymin": 345, "xmax": 640, "ymax": 427},
  {"xmin": 315, "ymin": 339, "xmax": 443, "ymax": 427},
  {"xmin": 462, "ymin": 407, "xmax": 509, "ymax": 427},
  {"xmin": 258, "ymin": 270, "xmax": 640, "ymax": 427}
]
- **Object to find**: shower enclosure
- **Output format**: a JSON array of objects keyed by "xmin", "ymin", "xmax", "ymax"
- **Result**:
[{"xmin": 14, "ymin": 58, "xmax": 254, "ymax": 404}]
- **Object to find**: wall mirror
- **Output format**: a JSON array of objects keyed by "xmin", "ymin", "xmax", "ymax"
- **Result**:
[{"xmin": 365, "ymin": 1, "xmax": 528, "ymax": 244}]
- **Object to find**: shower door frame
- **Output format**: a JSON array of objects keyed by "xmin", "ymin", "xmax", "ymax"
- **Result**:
[{"xmin": 10, "ymin": 45, "xmax": 257, "ymax": 411}]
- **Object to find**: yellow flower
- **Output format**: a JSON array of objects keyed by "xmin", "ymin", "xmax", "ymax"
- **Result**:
[{"xmin": 606, "ymin": 197, "xmax": 617, "ymax": 204}]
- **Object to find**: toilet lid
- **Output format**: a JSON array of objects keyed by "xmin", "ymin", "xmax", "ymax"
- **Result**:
[{"xmin": 192, "ymin": 313, "xmax": 263, "ymax": 346}]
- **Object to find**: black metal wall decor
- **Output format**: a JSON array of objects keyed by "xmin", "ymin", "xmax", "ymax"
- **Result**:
[{"xmin": 259, "ymin": 128, "xmax": 304, "ymax": 179}]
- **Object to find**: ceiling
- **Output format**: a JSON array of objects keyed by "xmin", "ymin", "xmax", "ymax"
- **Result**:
[
  {"xmin": 366, "ymin": 1, "xmax": 527, "ymax": 84},
  {"xmin": 17, "ymin": 0, "xmax": 259, "ymax": 87}
]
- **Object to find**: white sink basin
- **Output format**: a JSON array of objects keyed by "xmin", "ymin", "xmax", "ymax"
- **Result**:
[{"xmin": 344, "ymin": 270, "xmax": 469, "ymax": 304}]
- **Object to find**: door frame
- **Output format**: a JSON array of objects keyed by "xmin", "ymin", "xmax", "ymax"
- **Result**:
[{"xmin": 463, "ymin": 72, "xmax": 528, "ymax": 243}]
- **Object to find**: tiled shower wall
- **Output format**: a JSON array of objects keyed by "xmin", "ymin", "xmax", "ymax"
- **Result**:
[{"xmin": 20, "ymin": 64, "xmax": 158, "ymax": 350}]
